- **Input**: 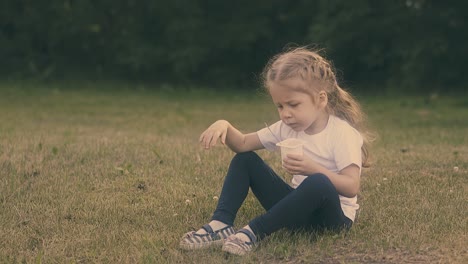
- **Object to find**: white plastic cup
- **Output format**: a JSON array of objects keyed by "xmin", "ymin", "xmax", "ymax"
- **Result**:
[{"xmin": 276, "ymin": 138, "xmax": 304, "ymax": 165}]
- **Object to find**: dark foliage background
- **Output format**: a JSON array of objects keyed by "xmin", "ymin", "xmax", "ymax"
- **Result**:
[{"xmin": 1, "ymin": 0, "xmax": 466, "ymax": 92}]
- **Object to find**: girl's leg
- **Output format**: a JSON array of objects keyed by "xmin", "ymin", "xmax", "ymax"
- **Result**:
[
  {"xmin": 181, "ymin": 151, "xmax": 289, "ymax": 249},
  {"xmin": 211, "ymin": 151, "xmax": 294, "ymax": 226},
  {"xmin": 248, "ymin": 173, "xmax": 352, "ymax": 239}
]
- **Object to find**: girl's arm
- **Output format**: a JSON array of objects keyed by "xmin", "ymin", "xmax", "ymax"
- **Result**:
[
  {"xmin": 283, "ymin": 154, "xmax": 360, "ymax": 197},
  {"xmin": 314, "ymin": 164, "xmax": 360, "ymax": 198},
  {"xmin": 199, "ymin": 120, "xmax": 264, "ymax": 153}
]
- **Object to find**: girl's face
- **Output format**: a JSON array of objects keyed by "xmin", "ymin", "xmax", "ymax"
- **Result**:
[{"xmin": 269, "ymin": 79, "xmax": 328, "ymax": 135}]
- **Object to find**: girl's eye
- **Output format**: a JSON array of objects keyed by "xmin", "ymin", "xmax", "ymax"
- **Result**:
[
  {"xmin": 290, "ymin": 103, "xmax": 299, "ymax": 107},
  {"xmin": 277, "ymin": 105, "xmax": 283, "ymax": 109}
]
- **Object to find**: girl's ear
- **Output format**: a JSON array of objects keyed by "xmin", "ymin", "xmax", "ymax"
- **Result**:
[{"xmin": 318, "ymin": 91, "xmax": 328, "ymax": 108}]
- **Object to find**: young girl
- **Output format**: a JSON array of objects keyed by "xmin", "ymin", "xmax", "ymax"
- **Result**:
[{"xmin": 180, "ymin": 47, "xmax": 371, "ymax": 256}]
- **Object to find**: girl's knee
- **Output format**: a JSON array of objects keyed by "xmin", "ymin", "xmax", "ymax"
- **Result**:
[
  {"xmin": 295, "ymin": 174, "xmax": 338, "ymax": 201},
  {"xmin": 231, "ymin": 151, "xmax": 260, "ymax": 164},
  {"xmin": 300, "ymin": 173, "xmax": 334, "ymax": 190}
]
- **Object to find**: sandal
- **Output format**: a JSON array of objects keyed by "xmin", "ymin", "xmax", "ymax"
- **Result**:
[
  {"xmin": 180, "ymin": 224, "xmax": 235, "ymax": 250},
  {"xmin": 222, "ymin": 228, "xmax": 257, "ymax": 256}
]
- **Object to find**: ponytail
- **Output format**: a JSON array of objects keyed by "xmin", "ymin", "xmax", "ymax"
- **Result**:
[{"xmin": 329, "ymin": 84, "xmax": 373, "ymax": 167}]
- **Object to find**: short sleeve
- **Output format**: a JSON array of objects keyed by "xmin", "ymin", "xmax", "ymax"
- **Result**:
[
  {"xmin": 256, "ymin": 121, "xmax": 283, "ymax": 151},
  {"xmin": 333, "ymin": 125, "xmax": 363, "ymax": 171}
]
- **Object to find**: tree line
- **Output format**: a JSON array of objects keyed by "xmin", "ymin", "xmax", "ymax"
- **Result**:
[{"xmin": 1, "ymin": 0, "xmax": 466, "ymax": 92}]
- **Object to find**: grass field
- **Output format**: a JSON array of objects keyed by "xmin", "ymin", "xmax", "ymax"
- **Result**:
[{"xmin": 0, "ymin": 81, "xmax": 467, "ymax": 263}]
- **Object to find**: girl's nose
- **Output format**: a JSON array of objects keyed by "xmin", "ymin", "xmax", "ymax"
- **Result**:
[{"xmin": 281, "ymin": 110, "xmax": 292, "ymax": 119}]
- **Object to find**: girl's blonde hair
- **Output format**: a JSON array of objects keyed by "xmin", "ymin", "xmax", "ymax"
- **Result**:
[{"xmin": 262, "ymin": 47, "xmax": 373, "ymax": 167}]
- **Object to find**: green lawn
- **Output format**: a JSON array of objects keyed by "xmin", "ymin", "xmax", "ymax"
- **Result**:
[{"xmin": 0, "ymin": 82, "xmax": 467, "ymax": 263}]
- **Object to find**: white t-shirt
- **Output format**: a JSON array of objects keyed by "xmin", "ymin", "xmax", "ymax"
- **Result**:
[{"xmin": 257, "ymin": 115, "xmax": 363, "ymax": 221}]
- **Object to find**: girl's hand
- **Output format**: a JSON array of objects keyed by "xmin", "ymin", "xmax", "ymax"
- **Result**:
[
  {"xmin": 282, "ymin": 153, "xmax": 320, "ymax": 175},
  {"xmin": 284, "ymin": 153, "xmax": 361, "ymax": 198},
  {"xmin": 199, "ymin": 120, "xmax": 229, "ymax": 149}
]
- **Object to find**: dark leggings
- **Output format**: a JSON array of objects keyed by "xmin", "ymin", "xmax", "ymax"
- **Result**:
[{"xmin": 211, "ymin": 152, "xmax": 352, "ymax": 240}]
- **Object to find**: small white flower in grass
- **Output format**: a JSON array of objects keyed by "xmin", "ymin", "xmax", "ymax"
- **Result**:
[
  {"xmin": 173, "ymin": 213, "xmax": 178, "ymax": 217},
  {"xmin": 377, "ymin": 183, "xmax": 381, "ymax": 186},
  {"xmin": 213, "ymin": 196, "xmax": 219, "ymax": 201},
  {"xmin": 383, "ymin": 178, "xmax": 388, "ymax": 181},
  {"xmin": 453, "ymin": 166, "xmax": 459, "ymax": 172},
  {"xmin": 185, "ymin": 199, "xmax": 191, "ymax": 205}
]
